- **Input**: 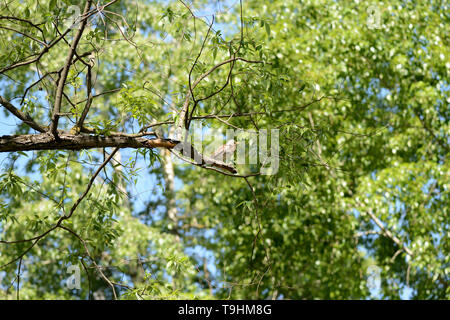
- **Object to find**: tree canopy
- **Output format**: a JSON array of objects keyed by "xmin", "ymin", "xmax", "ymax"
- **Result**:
[{"xmin": 0, "ymin": 0, "xmax": 448, "ymax": 299}]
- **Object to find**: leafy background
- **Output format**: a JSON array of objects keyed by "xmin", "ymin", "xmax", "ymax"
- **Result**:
[{"xmin": 0, "ymin": 0, "xmax": 448, "ymax": 299}]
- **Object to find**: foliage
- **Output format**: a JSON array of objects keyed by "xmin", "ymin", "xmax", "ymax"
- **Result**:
[{"xmin": 0, "ymin": 0, "xmax": 448, "ymax": 299}]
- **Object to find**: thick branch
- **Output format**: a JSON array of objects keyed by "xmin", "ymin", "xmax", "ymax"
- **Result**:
[{"xmin": 0, "ymin": 132, "xmax": 178, "ymax": 153}]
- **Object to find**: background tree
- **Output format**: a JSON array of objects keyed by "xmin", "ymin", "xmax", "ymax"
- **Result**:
[{"xmin": 0, "ymin": 0, "xmax": 448, "ymax": 299}]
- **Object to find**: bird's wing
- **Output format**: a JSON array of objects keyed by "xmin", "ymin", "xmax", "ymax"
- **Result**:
[{"xmin": 211, "ymin": 145, "xmax": 225, "ymax": 159}]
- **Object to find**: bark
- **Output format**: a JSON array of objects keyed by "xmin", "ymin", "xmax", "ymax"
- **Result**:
[
  {"xmin": 0, "ymin": 132, "xmax": 237, "ymax": 173},
  {"xmin": 0, "ymin": 132, "xmax": 178, "ymax": 152}
]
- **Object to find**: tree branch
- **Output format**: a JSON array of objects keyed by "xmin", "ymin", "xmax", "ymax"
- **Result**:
[
  {"xmin": 174, "ymin": 57, "xmax": 264, "ymax": 140},
  {"xmin": 365, "ymin": 208, "xmax": 413, "ymax": 257},
  {"xmin": 171, "ymin": 140, "xmax": 237, "ymax": 174},
  {"xmin": 0, "ymin": 132, "xmax": 179, "ymax": 153},
  {"xmin": 75, "ymin": 62, "xmax": 94, "ymax": 130},
  {"xmin": 50, "ymin": 0, "xmax": 92, "ymax": 138},
  {"xmin": 0, "ymin": 96, "xmax": 47, "ymax": 132}
]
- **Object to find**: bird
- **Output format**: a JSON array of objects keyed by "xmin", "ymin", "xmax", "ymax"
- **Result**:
[{"xmin": 210, "ymin": 140, "xmax": 238, "ymax": 162}]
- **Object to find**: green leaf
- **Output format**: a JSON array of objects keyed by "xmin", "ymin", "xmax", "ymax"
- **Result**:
[
  {"xmin": 265, "ymin": 22, "xmax": 271, "ymax": 37},
  {"xmin": 49, "ymin": 0, "xmax": 57, "ymax": 11}
]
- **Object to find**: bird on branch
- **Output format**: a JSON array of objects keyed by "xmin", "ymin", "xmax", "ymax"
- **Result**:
[{"xmin": 211, "ymin": 140, "xmax": 238, "ymax": 162}]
